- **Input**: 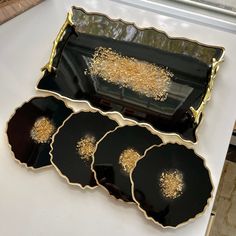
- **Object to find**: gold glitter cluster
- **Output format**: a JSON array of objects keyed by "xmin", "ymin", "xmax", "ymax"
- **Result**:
[
  {"xmin": 119, "ymin": 148, "xmax": 141, "ymax": 174},
  {"xmin": 89, "ymin": 47, "xmax": 173, "ymax": 101},
  {"xmin": 159, "ymin": 169, "xmax": 184, "ymax": 200},
  {"xmin": 76, "ymin": 135, "xmax": 96, "ymax": 161},
  {"xmin": 30, "ymin": 117, "xmax": 56, "ymax": 144}
]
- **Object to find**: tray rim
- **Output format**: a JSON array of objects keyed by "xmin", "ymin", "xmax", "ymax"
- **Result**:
[{"xmin": 36, "ymin": 6, "xmax": 226, "ymax": 145}]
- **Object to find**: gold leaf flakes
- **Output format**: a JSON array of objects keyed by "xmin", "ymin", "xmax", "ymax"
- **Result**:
[
  {"xmin": 76, "ymin": 135, "xmax": 96, "ymax": 161},
  {"xmin": 159, "ymin": 169, "xmax": 184, "ymax": 199},
  {"xmin": 89, "ymin": 47, "xmax": 173, "ymax": 101},
  {"xmin": 30, "ymin": 117, "xmax": 55, "ymax": 143},
  {"xmin": 119, "ymin": 148, "xmax": 141, "ymax": 174}
]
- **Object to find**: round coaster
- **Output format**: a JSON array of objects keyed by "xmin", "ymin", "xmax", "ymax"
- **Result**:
[
  {"xmin": 92, "ymin": 125, "xmax": 162, "ymax": 202},
  {"xmin": 131, "ymin": 143, "xmax": 213, "ymax": 228},
  {"xmin": 7, "ymin": 96, "xmax": 73, "ymax": 168},
  {"xmin": 51, "ymin": 111, "xmax": 118, "ymax": 189}
]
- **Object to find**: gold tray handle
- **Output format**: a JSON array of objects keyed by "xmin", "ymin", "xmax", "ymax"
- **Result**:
[
  {"xmin": 41, "ymin": 12, "xmax": 73, "ymax": 73},
  {"xmin": 190, "ymin": 57, "xmax": 224, "ymax": 124}
]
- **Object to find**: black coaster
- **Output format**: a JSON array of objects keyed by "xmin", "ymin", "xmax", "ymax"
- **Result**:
[
  {"xmin": 51, "ymin": 111, "xmax": 118, "ymax": 188},
  {"xmin": 7, "ymin": 96, "xmax": 73, "ymax": 168},
  {"xmin": 131, "ymin": 143, "xmax": 213, "ymax": 228},
  {"xmin": 93, "ymin": 125, "xmax": 162, "ymax": 202}
]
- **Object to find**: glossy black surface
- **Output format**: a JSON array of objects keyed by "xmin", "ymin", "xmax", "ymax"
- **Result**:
[
  {"xmin": 132, "ymin": 144, "xmax": 213, "ymax": 227},
  {"xmin": 51, "ymin": 112, "xmax": 118, "ymax": 188},
  {"xmin": 37, "ymin": 8, "xmax": 224, "ymax": 142},
  {"xmin": 7, "ymin": 96, "xmax": 73, "ymax": 168},
  {"xmin": 93, "ymin": 125, "xmax": 162, "ymax": 202},
  {"xmin": 72, "ymin": 7, "xmax": 222, "ymax": 65}
]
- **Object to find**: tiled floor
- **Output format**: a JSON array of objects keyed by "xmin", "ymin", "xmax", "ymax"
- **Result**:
[{"xmin": 209, "ymin": 146, "xmax": 236, "ymax": 236}]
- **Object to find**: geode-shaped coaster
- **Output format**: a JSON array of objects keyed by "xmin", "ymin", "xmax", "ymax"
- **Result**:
[
  {"xmin": 50, "ymin": 111, "xmax": 118, "ymax": 189},
  {"xmin": 7, "ymin": 96, "xmax": 73, "ymax": 169},
  {"xmin": 92, "ymin": 125, "xmax": 162, "ymax": 202},
  {"xmin": 131, "ymin": 143, "xmax": 213, "ymax": 228}
]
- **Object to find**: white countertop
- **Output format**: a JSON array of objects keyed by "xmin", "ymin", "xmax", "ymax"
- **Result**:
[{"xmin": 0, "ymin": 0, "xmax": 236, "ymax": 235}]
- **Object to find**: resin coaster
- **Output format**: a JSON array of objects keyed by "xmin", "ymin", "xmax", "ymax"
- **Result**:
[
  {"xmin": 131, "ymin": 143, "xmax": 213, "ymax": 228},
  {"xmin": 6, "ymin": 96, "xmax": 73, "ymax": 169},
  {"xmin": 92, "ymin": 125, "xmax": 162, "ymax": 202},
  {"xmin": 50, "ymin": 111, "xmax": 118, "ymax": 189},
  {"xmin": 37, "ymin": 7, "xmax": 225, "ymax": 143}
]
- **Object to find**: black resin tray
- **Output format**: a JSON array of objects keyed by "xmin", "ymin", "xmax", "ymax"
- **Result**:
[{"xmin": 37, "ymin": 7, "xmax": 225, "ymax": 143}]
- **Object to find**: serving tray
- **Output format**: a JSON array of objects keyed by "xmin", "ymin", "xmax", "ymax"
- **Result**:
[{"xmin": 37, "ymin": 7, "xmax": 225, "ymax": 143}]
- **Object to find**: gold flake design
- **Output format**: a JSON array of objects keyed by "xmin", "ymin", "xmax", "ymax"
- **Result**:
[
  {"xmin": 30, "ymin": 117, "xmax": 56, "ymax": 144},
  {"xmin": 76, "ymin": 135, "xmax": 96, "ymax": 161},
  {"xmin": 159, "ymin": 169, "xmax": 184, "ymax": 200},
  {"xmin": 119, "ymin": 148, "xmax": 141, "ymax": 174},
  {"xmin": 89, "ymin": 47, "xmax": 173, "ymax": 101}
]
